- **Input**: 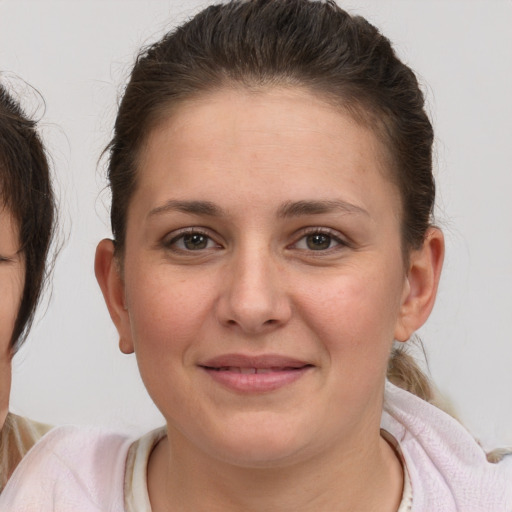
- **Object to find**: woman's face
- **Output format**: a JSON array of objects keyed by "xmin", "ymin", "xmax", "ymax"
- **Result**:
[
  {"xmin": 98, "ymin": 87, "xmax": 440, "ymax": 467},
  {"xmin": 0, "ymin": 206, "xmax": 24, "ymax": 430}
]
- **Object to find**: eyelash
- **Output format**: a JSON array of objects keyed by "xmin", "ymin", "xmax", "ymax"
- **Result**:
[
  {"xmin": 163, "ymin": 228, "xmax": 221, "ymax": 253},
  {"xmin": 162, "ymin": 226, "xmax": 348, "ymax": 254},
  {"xmin": 291, "ymin": 227, "xmax": 349, "ymax": 253}
]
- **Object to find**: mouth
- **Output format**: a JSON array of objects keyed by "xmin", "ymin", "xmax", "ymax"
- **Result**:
[
  {"xmin": 205, "ymin": 366, "xmax": 311, "ymax": 374},
  {"xmin": 198, "ymin": 354, "xmax": 314, "ymax": 393}
]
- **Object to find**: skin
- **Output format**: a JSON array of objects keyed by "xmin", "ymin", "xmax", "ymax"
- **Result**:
[
  {"xmin": 96, "ymin": 87, "xmax": 444, "ymax": 512},
  {"xmin": 0, "ymin": 206, "xmax": 24, "ymax": 431}
]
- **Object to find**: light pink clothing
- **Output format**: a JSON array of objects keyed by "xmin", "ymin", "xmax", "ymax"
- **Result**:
[
  {"xmin": 381, "ymin": 382, "xmax": 512, "ymax": 511},
  {"xmin": 0, "ymin": 427, "xmax": 130, "ymax": 511},
  {"xmin": 0, "ymin": 383, "xmax": 510, "ymax": 511},
  {"xmin": 0, "ymin": 414, "xmax": 52, "ymax": 493}
]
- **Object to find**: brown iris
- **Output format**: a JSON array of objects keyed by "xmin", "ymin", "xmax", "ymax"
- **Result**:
[
  {"xmin": 306, "ymin": 234, "xmax": 331, "ymax": 250},
  {"xmin": 183, "ymin": 233, "xmax": 209, "ymax": 250}
]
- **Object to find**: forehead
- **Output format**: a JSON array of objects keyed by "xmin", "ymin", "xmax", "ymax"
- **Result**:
[
  {"xmin": 134, "ymin": 86, "xmax": 400, "ymax": 218},
  {"xmin": 149, "ymin": 86, "xmax": 384, "ymax": 146},
  {"xmin": 0, "ymin": 163, "xmax": 19, "ymax": 222},
  {"xmin": 0, "ymin": 204, "xmax": 20, "ymax": 252}
]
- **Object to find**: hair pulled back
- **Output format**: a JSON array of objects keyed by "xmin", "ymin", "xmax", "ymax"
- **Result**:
[
  {"xmin": 106, "ymin": 0, "xmax": 436, "ymax": 401},
  {"xmin": 0, "ymin": 83, "xmax": 55, "ymax": 352}
]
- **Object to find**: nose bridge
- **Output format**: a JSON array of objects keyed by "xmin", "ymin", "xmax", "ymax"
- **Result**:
[{"xmin": 217, "ymin": 237, "xmax": 290, "ymax": 333}]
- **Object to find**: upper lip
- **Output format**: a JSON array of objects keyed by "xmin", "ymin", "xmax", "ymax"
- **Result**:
[{"xmin": 199, "ymin": 354, "xmax": 312, "ymax": 370}]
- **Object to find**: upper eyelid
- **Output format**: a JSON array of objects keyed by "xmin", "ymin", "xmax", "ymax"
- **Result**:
[
  {"xmin": 159, "ymin": 225, "xmax": 350, "ymax": 248},
  {"xmin": 164, "ymin": 226, "xmax": 216, "ymax": 239},
  {"xmin": 292, "ymin": 226, "xmax": 347, "ymax": 241},
  {"xmin": 162, "ymin": 227, "xmax": 223, "ymax": 249},
  {"xmin": 289, "ymin": 227, "xmax": 351, "ymax": 251}
]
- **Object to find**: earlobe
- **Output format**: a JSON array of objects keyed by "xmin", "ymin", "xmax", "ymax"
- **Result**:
[
  {"xmin": 394, "ymin": 228, "xmax": 445, "ymax": 342},
  {"xmin": 94, "ymin": 239, "xmax": 134, "ymax": 354}
]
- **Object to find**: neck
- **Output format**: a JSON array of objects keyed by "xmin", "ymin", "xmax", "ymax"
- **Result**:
[{"xmin": 147, "ymin": 424, "xmax": 403, "ymax": 512}]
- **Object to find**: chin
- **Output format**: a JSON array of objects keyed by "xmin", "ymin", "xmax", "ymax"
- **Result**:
[
  {"xmin": 0, "ymin": 408, "xmax": 7, "ymax": 432},
  {"xmin": 213, "ymin": 440, "xmax": 306, "ymax": 469},
  {"xmin": 196, "ymin": 415, "xmax": 314, "ymax": 469}
]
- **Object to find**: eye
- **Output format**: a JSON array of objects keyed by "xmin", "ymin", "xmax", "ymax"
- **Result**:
[
  {"xmin": 165, "ymin": 230, "xmax": 220, "ymax": 252},
  {"xmin": 181, "ymin": 233, "xmax": 211, "ymax": 250},
  {"xmin": 304, "ymin": 233, "xmax": 333, "ymax": 250},
  {"xmin": 293, "ymin": 230, "xmax": 346, "ymax": 251}
]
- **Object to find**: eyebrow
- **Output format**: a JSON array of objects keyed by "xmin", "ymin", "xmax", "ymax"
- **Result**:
[
  {"xmin": 148, "ymin": 200, "xmax": 222, "ymax": 218},
  {"xmin": 148, "ymin": 198, "xmax": 368, "ymax": 219},
  {"xmin": 277, "ymin": 200, "xmax": 369, "ymax": 218}
]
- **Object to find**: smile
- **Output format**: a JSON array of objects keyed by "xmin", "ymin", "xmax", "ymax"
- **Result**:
[
  {"xmin": 199, "ymin": 354, "xmax": 313, "ymax": 393},
  {"xmin": 209, "ymin": 366, "xmax": 308, "ymax": 374}
]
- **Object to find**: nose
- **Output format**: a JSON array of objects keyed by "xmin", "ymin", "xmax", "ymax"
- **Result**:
[{"xmin": 215, "ymin": 245, "xmax": 292, "ymax": 335}]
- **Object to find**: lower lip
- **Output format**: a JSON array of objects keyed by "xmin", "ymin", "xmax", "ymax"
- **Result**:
[{"xmin": 201, "ymin": 366, "xmax": 312, "ymax": 393}]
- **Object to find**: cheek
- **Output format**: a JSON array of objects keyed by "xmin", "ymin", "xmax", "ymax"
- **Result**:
[
  {"xmin": 124, "ymin": 264, "xmax": 216, "ymax": 362},
  {"xmin": 298, "ymin": 269, "xmax": 403, "ymax": 375},
  {"xmin": 0, "ymin": 277, "xmax": 19, "ymax": 430},
  {"xmin": 123, "ymin": 266, "xmax": 222, "ymax": 427},
  {"xmin": 0, "ymin": 357, "xmax": 11, "ymax": 430},
  {"xmin": 0, "ymin": 272, "xmax": 23, "ymax": 342}
]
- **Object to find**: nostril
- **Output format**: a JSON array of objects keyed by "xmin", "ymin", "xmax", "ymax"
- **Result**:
[{"xmin": 223, "ymin": 317, "xmax": 280, "ymax": 331}]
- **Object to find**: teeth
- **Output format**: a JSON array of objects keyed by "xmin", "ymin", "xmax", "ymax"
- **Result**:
[
  {"xmin": 212, "ymin": 366, "xmax": 305, "ymax": 373},
  {"xmin": 216, "ymin": 367, "xmax": 270, "ymax": 374}
]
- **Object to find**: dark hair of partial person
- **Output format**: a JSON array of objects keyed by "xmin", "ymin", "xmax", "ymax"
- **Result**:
[
  {"xmin": 0, "ymin": 82, "xmax": 56, "ymax": 353},
  {"xmin": 104, "ymin": 0, "xmax": 436, "ymax": 400}
]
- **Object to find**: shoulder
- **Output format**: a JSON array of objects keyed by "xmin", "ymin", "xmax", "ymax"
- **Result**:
[
  {"xmin": 5, "ymin": 413, "xmax": 52, "ymax": 440},
  {"xmin": 6, "ymin": 414, "xmax": 53, "ymax": 459},
  {"xmin": 0, "ymin": 425, "xmax": 132, "ymax": 511},
  {"xmin": 382, "ymin": 382, "xmax": 512, "ymax": 511},
  {"xmin": 0, "ymin": 414, "xmax": 52, "ymax": 492}
]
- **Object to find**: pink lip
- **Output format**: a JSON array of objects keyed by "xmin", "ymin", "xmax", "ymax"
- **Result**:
[{"xmin": 199, "ymin": 354, "xmax": 313, "ymax": 393}]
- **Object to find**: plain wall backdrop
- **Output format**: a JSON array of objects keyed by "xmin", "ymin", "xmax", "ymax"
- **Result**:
[{"xmin": 0, "ymin": 0, "xmax": 511, "ymax": 449}]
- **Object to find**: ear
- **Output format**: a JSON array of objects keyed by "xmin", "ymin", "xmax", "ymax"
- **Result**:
[
  {"xmin": 394, "ymin": 227, "xmax": 445, "ymax": 342},
  {"xmin": 94, "ymin": 239, "xmax": 134, "ymax": 354}
]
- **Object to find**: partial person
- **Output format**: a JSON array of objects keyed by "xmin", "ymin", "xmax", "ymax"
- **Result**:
[
  {"xmin": 2, "ymin": 1, "xmax": 511, "ymax": 510},
  {"xmin": 0, "ymin": 82, "xmax": 55, "ymax": 492}
]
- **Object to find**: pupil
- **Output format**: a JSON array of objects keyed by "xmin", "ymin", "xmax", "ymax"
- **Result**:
[
  {"xmin": 184, "ymin": 233, "xmax": 207, "ymax": 250},
  {"xmin": 307, "ymin": 234, "xmax": 330, "ymax": 250}
]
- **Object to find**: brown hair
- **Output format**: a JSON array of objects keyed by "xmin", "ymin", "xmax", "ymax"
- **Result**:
[
  {"xmin": 105, "ymin": 0, "xmax": 437, "ymax": 399},
  {"xmin": 0, "ymin": 83, "xmax": 55, "ymax": 353}
]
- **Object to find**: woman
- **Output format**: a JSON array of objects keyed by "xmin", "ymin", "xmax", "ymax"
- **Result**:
[
  {"xmin": 0, "ymin": 83, "xmax": 55, "ymax": 491},
  {"xmin": 2, "ymin": 1, "xmax": 511, "ymax": 510}
]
